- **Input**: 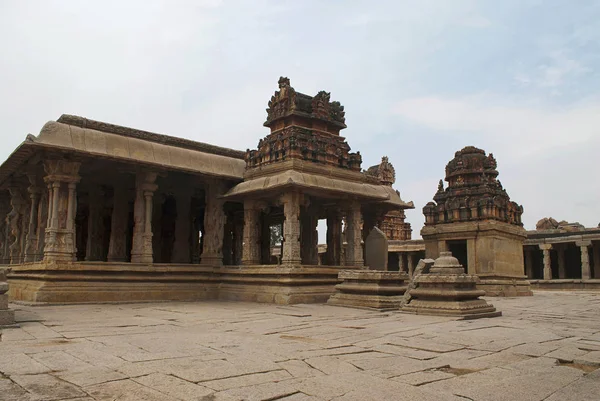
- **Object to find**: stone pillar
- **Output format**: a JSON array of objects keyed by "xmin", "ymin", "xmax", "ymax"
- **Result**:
[
  {"xmin": 172, "ymin": 189, "xmax": 192, "ymax": 263},
  {"xmin": 24, "ymin": 174, "xmax": 41, "ymax": 263},
  {"xmin": 35, "ymin": 191, "xmax": 48, "ymax": 262},
  {"xmin": 344, "ymin": 201, "xmax": 364, "ymax": 267},
  {"xmin": 577, "ymin": 241, "xmax": 592, "ymax": 280},
  {"xmin": 107, "ymin": 185, "xmax": 129, "ymax": 262},
  {"xmin": 539, "ymin": 244, "xmax": 552, "ymax": 280},
  {"xmin": 524, "ymin": 248, "xmax": 533, "ymax": 279},
  {"xmin": 7, "ymin": 185, "xmax": 27, "ymax": 264},
  {"xmin": 200, "ymin": 180, "xmax": 226, "ymax": 266},
  {"xmin": 232, "ymin": 212, "xmax": 244, "ymax": 265},
  {"xmin": 326, "ymin": 210, "xmax": 342, "ymax": 265},
  {"xmin": 0, "ymin": 192, "xmax": 10, "ymax": 264},
  {"xmin": 281, "ymin": 192, "xmax": 301, "ymax": 265},
  {"xmin": 241, "ymin": 201, "xmax": 261, "ymax": 265},
  {"xmin": 222, "ymin": 214, "xmax": 234, "ymax": 265},
  {"xmin": 301, "ymin": 208, "xmax": 318, "ymax": 265},
  {"xmin": 407, "ymin": 252, "xmax": 415, "ymax": 279},
  {"xmin": 593, "ymin": 242, "xmax": 600, "ymax": 279},
  {"xmin": 85, "ymin": 187, "xmax": 105, "ymax": 261},
  {"xmin": 130, "ymin": 172, "xmax": 157, "ymax": 263},
  {"xmin": 43, "ymin": 159, "xmax": 81, "ymax": 262},
  {"xmin": 399, "ymin": 252, "xmax": 406, "ymax": 273},
  {"xmin": 557, "ymin": 245, "xmax": 566, "ymax": 279}
]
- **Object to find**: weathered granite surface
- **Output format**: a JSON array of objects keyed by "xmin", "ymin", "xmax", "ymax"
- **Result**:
[{"xmin": 0, "ymin": 291, "xmax": 598, "ymax": 400}]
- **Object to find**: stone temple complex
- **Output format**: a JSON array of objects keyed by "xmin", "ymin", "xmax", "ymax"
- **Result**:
[
  {"xmin": 0, "ymin": 77, "xmax": 414, "ymax": 305},
  {"xmin": 0, "ymin": 77, "xmax": 598, "ymax": 307}
]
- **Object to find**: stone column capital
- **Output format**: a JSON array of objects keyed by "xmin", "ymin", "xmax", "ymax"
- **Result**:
[
  {"xmin": 539, "ymin": 243, "xmax": 552, "ymax": 251},
  {"xmin": 576, "ymin": 240, "xmax": 592, "ymax": 248}
]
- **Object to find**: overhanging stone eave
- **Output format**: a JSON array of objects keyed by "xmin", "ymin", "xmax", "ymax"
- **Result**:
[
  {"xmin": 31, "ymin": 121, "xmax": 246, "ymax": 181},
  {"xmin": 0, "ymin": 140, "xmax": 244, "ymax": 184},
  {"xmin": 222, "ymin": 171, "xmax": 392, "ymax": 202},
  {"xmin": 0, "ymin": 140, "xmax": 39, "ymax": 188}
]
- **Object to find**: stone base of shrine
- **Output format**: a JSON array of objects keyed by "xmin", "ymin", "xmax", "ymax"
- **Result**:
[
  {"xmin": 529, "ymin": 279, "xmax": 600, "ymax": 291},
  {"xmin": 477, "ymin": 274, "xmax": 533, "ymax": 297},
  {"xmin": 327, "ymin": 270, "xmax": 409, "ymax": 311},
  {"xmin": 401, "ymin": 299, "xmax": 502, "ymax": 320},
  {"xmin": 7, "ymin": 263, "xmax": 350, "ymax": 305},
  {"xmin": 217, "ymin": 265, "xmax": 346, "ymax": 305},
  {"xmin": 8, "ymin": 262, "xmax": 218, "ymax": 304}
]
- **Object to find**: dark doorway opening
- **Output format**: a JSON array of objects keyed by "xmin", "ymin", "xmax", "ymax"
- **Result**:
[{"xmin": 447, "ymin": 240, "xmax": 468, "ymax": 272}]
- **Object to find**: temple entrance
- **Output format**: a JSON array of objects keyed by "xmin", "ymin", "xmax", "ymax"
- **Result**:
[{"xmin": 447, "ymin": 240, "xmax": 468, "ymax": 272}]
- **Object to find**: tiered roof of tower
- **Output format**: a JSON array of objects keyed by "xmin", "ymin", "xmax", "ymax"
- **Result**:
[
  {"xmin": 366, "ymin": 157, "xmax": 412, "ymax": 240},
  {"xmin": 245, "ymin": 77, "xmax": 362, "ymax": 171},
  {"xmin": 423, "ymin": 146, "xmax": 523, "ymax": 226}
]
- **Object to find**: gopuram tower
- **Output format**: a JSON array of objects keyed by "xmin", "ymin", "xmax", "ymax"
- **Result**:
[{"xmin": 422, "ymin": 146, "xmax": 532, "ymax": 296}]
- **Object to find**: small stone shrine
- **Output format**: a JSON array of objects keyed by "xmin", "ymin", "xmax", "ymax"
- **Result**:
[
  {"xmin": 422, "ymin": 146, "xmax": 531, "ymax": 296},
  {"xmin": 0, "ymin": 268, "xmax": 16, "ymax": 326},
  {"xmin": 402, "ymin": 251, "xmax": 501, "ymax": 319}
]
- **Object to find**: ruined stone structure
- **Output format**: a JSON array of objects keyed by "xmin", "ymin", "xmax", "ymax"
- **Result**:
[
  {"xmin": 1, "ymin": 77, "xmax": 413, "ymax": 305},
  {"xmin": 524, "ymin": 218, "xmax": 600, "ymax": 290},
  {"xmin": 401, "ymin": 251, "xmax": 501, "ymax": 319},
  {"xmin": 421, "ymin": 147, "xmax": 531, "ymax": 296}
]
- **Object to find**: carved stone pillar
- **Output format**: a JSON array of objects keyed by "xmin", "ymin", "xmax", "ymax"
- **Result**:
[
  {"xmin": 593, "ymin": 242, "xmax": 600, "ymax": 279},
  {"xmin": 241, "ymin": 201, "xmax": 261, "ymax": 265},
  {"xmin": 0, "ymin": 192, "xmax": 10, "ymax": 264},
  {"xmin": 130, "ymin": 172, "xmax": 157, "ymax": 263},
  {"xmin": 344, "ymin": 201, "xmax": 364, "ymax": 267},
  {"xmin": 281, "ymin": 192, "xmax": 301, "ymax": 265},
  {"xmin": 539, "ymin": 244, "xmax": 552, "ymax": 280},
  {"xmin": 577, "ymin": 240, "xmax": 592, "ymax": 280},
  {"xmin": 326, "ymin": 210, "xmax": 342, "ymax": 265},
  {"xmin": 557, "ymin": 245, "xmax": 566, "ymax": 279},
  {"xmin": 107, "ymin": 185, "xmax": 129, "ymax": 262},
  {"xmin": 43, "ymin": 160, "xmax": 81, "ymax": 262},
  {"xmin": 36, "ymin": 190, "xmax": 48, "ymax": 262},
  {"xmin": 399, "ymin": 252, "xmax": 406, "ymax": 273},
  {"xmin": 172, "ymin": 189, "xmax": 192, "ymax": 263},
  {"xmin": 407, "ymin": 252, "xmax": 415, "ymax": 279},
  {"xmin": 232, "ymin": 211, "xmax": 244, "ymax": 265},
  {"xmin": 200, "ymin": 180, "xmax": 226, "ymax": 267},
  {"xmin": 24, "ymin": 176, "xmax": 41, "ymax": 263},
  {"xmin": 300, "ymin": 208, "xmax": 318, "ymax": 265},
  {"xmin": 7, "ymin": 185, "xmax": 27, "ymax": 264},
  {"xmin": 85, "ymin": 187, "xmax": 105, "ymax": 261},
  {"xmin": 222, "ymin": 214, "xmax": 234, "ymax": 265},
  {"xmin": 524, "ymin": 248, "xmax": 533, "ymax": 278}
]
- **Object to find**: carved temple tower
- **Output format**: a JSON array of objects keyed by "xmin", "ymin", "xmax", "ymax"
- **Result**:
[{"xmin": 422, "ymin": 146, "xmax": 532, "ymax": 296}]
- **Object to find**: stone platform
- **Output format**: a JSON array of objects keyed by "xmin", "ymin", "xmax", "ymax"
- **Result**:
[
  {"xmin": 327, "ymin": 270, "xmax": 409, "ymax": 310},
  {"xmin": 1, "ymin": 291, "xmax": 599, "ymax": 400},
  {"xmin": 8, "ymin": 262, "xmax": 347, "ymax": 305},
  {"xmin": 529, "ymin": 279, "xmax": 600, "ymax": 291}
]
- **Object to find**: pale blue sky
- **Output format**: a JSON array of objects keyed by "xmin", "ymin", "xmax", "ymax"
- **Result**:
[{"xmin": 1, "ymin": 0, "xmax": 599, "ymax": 235}]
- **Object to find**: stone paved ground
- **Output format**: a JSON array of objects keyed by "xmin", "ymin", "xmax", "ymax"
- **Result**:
[{"xmin": 1, "ymin": 291, "xmax": 599, "ymax": 401}]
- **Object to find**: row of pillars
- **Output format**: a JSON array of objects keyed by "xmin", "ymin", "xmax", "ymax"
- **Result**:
[
  {"xmin": 390, "ymin": 251, "xmax": 419, "ymax": 279},
  {"xmin": 241, "ymin": 195, "xmax": 364, "ymax": 267},
  {"xmin": 2, "ymin": 159, "xmax": 228, "ymax": 266},
  {"xmin": 527, "ymin": 241, "xmax": 598, "ymax": 280}
]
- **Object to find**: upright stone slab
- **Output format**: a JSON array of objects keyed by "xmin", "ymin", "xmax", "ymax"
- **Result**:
[
  {"xmin": 401, "ymin": 251, "xmax": 501, "ymax": 319},
  {"xmin": 0, "ymin": 268, "xmax": 16, "ymax": 326},
  {"xmin": 365, "ymin": 227, "xmax": 388, "ymax": 270}
]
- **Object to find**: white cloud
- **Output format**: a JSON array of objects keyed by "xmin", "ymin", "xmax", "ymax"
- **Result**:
[
  {"xmin": 458, "ymin": 15, "xmax": 492, "ymax": 28},
  {"xmin": 392, "ymin": 95, "xmax": 600, "ymax": 159},
  {"xmin": 393, "ymin": 95, "xmax": 600, "ymax": 231}
]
